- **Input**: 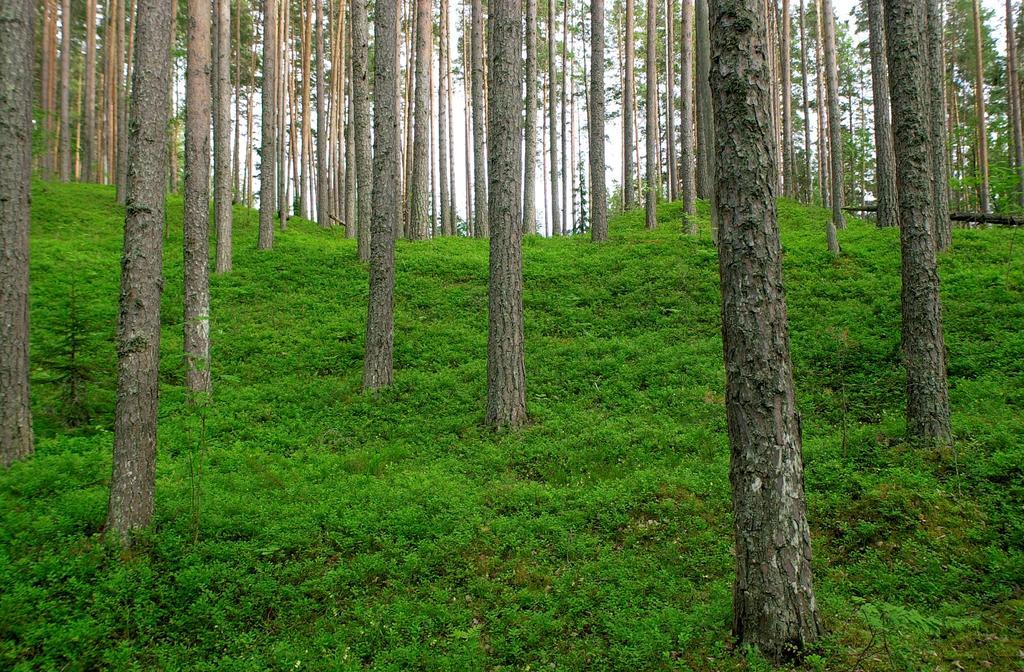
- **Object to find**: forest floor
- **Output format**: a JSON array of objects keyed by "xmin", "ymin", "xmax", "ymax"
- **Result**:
[{"xmin": 2, "ymin": 182, "xmax": 1023, "ymax": 670}]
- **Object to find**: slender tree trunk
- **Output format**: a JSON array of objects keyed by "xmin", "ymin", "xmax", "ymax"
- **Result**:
[
  {"xmin": 106, "ymin": 0, "xmax": 172, "ymax": 539},
  {"xmin": 215, "ymin": 0, "xmax": 233, "ymax": 271},
  {"xmin": 781, "ymin": 0, "xmax": 793, "ymax": 197},
  {"xmin": 561, "ymin": 0, "xmax": 569, "ymax": 231},
  {"xmin": 84, "ymin": 0, "xmax": 98, "ymax": 181},
  {"xmin": 815, "ymin": 3, "xmax": 826, "ymax": 205},
  {"xmin": 486, "ymin": 0, "xmax": 527, "ymax": 427},
  {"xmin": 439, "ymin": 0, "xmax": 453, "ymax": 235},
  {"xmin": 353, "ymin": 0, "xmax": 372, "ymax": 260},
  {"xmin": 410, "ymin": 0, "xmax": 432, "ymax": 239},
  {"xmin": 184, "ymin": 0, "xmax": 213, "ymax": 397},
  {"xmin": 799, "ymin": 0, "xmax": 811, "ymax": 201},
  {"xmin": 364, "ymin": 0, "xmax": 399, "ymax": 389},
  {"xmin": 315, "ymin": 0, "xmax": 329, "ymax": 227},
  {"xmin": 0, "ymin": 0, "xmax": 35, "ymax": 468},
  {"xmin": 709, "ymin": 0, "xmax": 823, "ymax": 657},
  {"xmin": 233, "ymin": 0, "xmax": 242, "ymax": 201},
  {"xmin": 523, "ymin": 0, "xmax": 538, "ymax": 234},
  {"xmin": 59, "ymin": 0, "xmax": 72, "ymax": 182},
  {"xmin": 971, "ymin": 0, "xmax": 990, "ymax": 214},
  {"xmin": 885, "ymin": 0, "xmax": 952, "ymax": 442},
  {"xmin": 680, "ymin": 0, "xmax": 696, "ymax": 224},
  {"xmin": 925, "ymin": 0, "xmax": 951, "ymax": 249},
  {"xmin": 867, "ymin": 0, "xmax": 898, "ymax": 229},
  {"xmin": 472, "ymin": 0, "xmax": 490, "ymax": 237},
  {"xmin": 694, "ymin": 0, "xmax": 714, "ymax": 207},
  {"xmin": 280, "ymin": 0, "xmax": 291, "ymax": 227},
  {"xmin": 258, "ymin": 0, "xmax": 277, "ymax": 249},
  {"xmin": 590, "ymin": 0, "xmax": 608, "ymax": 240},
  {"xmin": 346, "ymin": 36, "xmax": 357, "ymax": 237},
  {"xmin": 645, "ymin": 0, "xmax": 658, "ymax": 230},
  {"xmin": 624, "ymin": 0, "xmax": 636, "ymax": 209},
  {"xmin": 666, "ymin": 0, "xmax": 677, "ymax": 201},
  {"xmin": 464, "ymin": 7, "xmax": 475, "ymax": 233},
  {"xmin": 1008, "ymin": 0, "xmax": 1024, "ymax": 209},
  {"xmin": 447, "ymin": 31, "xmax": 457, "ymax": 231},
  {"xmin": 820, "ymin": 0, "xmax": 844, "ymax": 245}
]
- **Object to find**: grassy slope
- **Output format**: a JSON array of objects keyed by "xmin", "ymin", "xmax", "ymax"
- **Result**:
[{"xmin": 1, "ymin": 182, "xmax": 1023, "ymax": 670}]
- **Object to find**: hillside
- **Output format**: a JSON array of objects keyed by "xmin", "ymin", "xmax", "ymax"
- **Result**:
[{"xmin": 2, "ymin": 182, "xmax": 1023, "ymax": 670}]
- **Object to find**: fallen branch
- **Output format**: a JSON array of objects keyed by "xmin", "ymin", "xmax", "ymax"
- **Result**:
[{"xmin": 842, "ymin": 204, "xmax": 1024, "ymax": 227}]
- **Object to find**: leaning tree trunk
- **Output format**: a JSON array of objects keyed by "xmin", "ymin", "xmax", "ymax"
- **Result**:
[
  {"xmin": 644, "ymin": 0, "xmax": 658, "ymax": 230},
  {"xmin": 867, "ymin": 0, "xmax": 898, "ymax": 229},
  {"xmin": 363, "ymin": 0, "xmax": 399, "ymax": 389},
  {"xmin": 680, "ymin": 0, "xmax": 696, "ymax": 227},
  {"xmin": 472, "ymin": 0, "xmax": 490, "ymax": 237},
  {"xmin": 215, "ymin": 0, "xmax": 233, "ymax": 271},
  {"xmin": 410, "ymin": 0, "xmax": 432, "ymax": 240},
  {"xmin": 106, "ymin": 0, "xmax": 172, "ymax": 539},
  {"xmin": 709, "ymin": 0, "xmax": 823, "ymax": 658},
  {"xmin": 0, "ymin": 0, "xmax": 35, "ymax": 468},
  {"xmin": 821, "ymin": 0, "xmax": 844, "ymax": 247},
  {"xmin": 523, "ymin": 0, "xmax": 538, "ymax": 235},
  {"xmin": 1007, "ymin": 0, "xmax": 1024, "ymax": 209},
  {"xmin": 590, "ymin": 0, "xmax": 608, "ymax": 241},
  {"xmin": 486, "ymin": 0, "xmax": 527, "ymax": 427},
  {"xmin": 885, "ymin": 0, "xmax": 953, "ymax": 442},
  {"xmin": 183, "ymin": 0, "xmax": 213, "ymax": 398},
  {"xmin": 258, "ymin": 0, "xmax": 277, "ymax": 249},
  {"xmin": 928, "ymin": 0, "xmax": 951, "ymax": 250},
  {"xmin": 353, "ymin": 0, "xmax": 372, "ymax": 261},
  {"xmin": 623, "ymin": 0, "xmax": 635, "ymax": 210}
]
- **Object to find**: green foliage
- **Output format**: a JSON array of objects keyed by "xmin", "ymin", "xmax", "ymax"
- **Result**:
[{"xmin": 1, "ymin": 183, "xmax": 1023, "ymax": 670}]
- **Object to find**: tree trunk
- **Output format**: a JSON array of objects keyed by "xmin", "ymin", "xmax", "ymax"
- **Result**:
[
  {"xmin": 233, "ymin": 0, "xmax": 242, "ymax": 201},
  {"xmin": 0, "ymin": 0, "xmax": 35, "ymax": 468},
  {"xmin": 624, "ymin": 0, "xmax": 636, "ymax": 210},
  {"xmin": 971, "ymin": 0, "xmax": 989, "ymax": 214},
  {"xmin": 258, "ymin": 0, "xmax": 276, "ymax": 249},
  {"xmin": 410, "ymin": 0, "xmax": 432, "ymax": 239},
  {"xmin": 709, "ymin": 0, "xmax": 823, "ymax": 657},
  {"xmin": 645, "ymin": 0, "xmax": 658, "ymax": 230},
  {"xmin": 486, "ymin": 0, "xmax": 527, "ymax": 427},
  {"xmin": 184, "ymin": 0, "xmax": 213, "ymax": 397},
  {"xmin": 346, "ymin": 36, "xmax": 357, "ymax": 237},
  {"xmin": 439, "ymin": 0, "xmax": 454, "ymax": 235},
  {"xmin": 316, "ymin": 0, "xmax": 329, "ymax": 227},
  {"xmin": 799, "ymin": 0, "xmax": 811, "ymax": 201},
  {"xmin": 885, "ymin": 0, "xmax": 952, "ymax": 442},
  {"xmin": 694, "ymin": 0, "xmax": 714, "ymax": 206},
  {"xmin": 464, "ymin": 7, "xmax": 474, "ymax": 233},
  {"xmin": 472, "ymin": 0, "xmax": 490, "ymax": 237},
  {"xmin": 363, "ymin": 0, "xmax": 399, "ymax": 389},
  {"xmin": 820, "ymin": 0, "xmax": 844, "ymax": 245},
  {"xmin": 867, "ymin": 0, "xmax": 898, "ymax": 229},
  {"xmin": 1008, "ymin": 0, "xmax": 1024, "ymax": 209},
  {"xmin": 84, "ymin": 0, "xmax": 98, "ymax": 182},
  {"xmin": 590, "ymin": 0, "xmax": 608, "ymax": 241},
  {"xmin": 927, "ymin": 0, "xmax": 951, "ymax": 249},
  {"xmin": 561, "ymin": 0, "xmax": 569, "ymax": 231},
  {"xmin": 59, "ymin": 0, "xmax": 72, "ymax": 182},
  {"xmin": 215, "ymin": 0, "xmax": 233, "ymax": 271},
  {"xmin": 781, "ymin": 0, "xmax": 793, "ymax": 198},
  {"xmin": 523, "ymin": 0, "xmax": 538, "ymax": 235},
  {"xmin": 106, "ymin": 0, "xmax": 172, "ymax": 539},
  {"xmin": 680, "ymin": 0, "xmax": 696, "ymax": 225},
  {"xmin": 353, "ymin": 0, "xmax": 372, "ymax": 260},
  {"xmin": 665, "ymin": 0, "xmax": 677, "ymax": 201}
]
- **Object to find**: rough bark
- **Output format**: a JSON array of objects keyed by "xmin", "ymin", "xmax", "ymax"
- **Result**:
[
  {"xmin": 107, "ymin": 0, "xmax": 172, "ymax": 539},
  {"xmin": 821, "ymin": 0, "xmax": 844, "ymax": 243},
  {"xmin": 680, "ymin": 0, "xmax": 696, "ymax": 225},
  {"xmin": 867, "ymin": 0, "xmax": 898, "ymax": 229},
  {"xmin": 1008, "ymin": 0, "xmax": 1024, "ymax": 209},
  {"xmin": 928, "ymin": 0, "xmax": 951, "ymax": 249},
  {"xmin": 694, "ymin": 0, "xmax": 714, "ymax": 205},
  {"xmin": 709, "ymin": 0, "xmax": 823, "ymax": 658},
  {"xmin": 215, "ymin": 0, "xmax": 233, "ymax": 271},
  {"xmin": 624, "ymin": 0, "xmax": 636, "ymax": 210},
  {"xmin": 0, "ymin": 0, "xmax": 35, "ymax": 468},
  {"xmin": 645, "ymin": 0, "xmax": 658, "ymax": 230},
  {"xmin": 523, "ymin": 0, "xmax": 538, "ymax": 234},
  {"xmin": 410, "ymin": 0, "xmax": 432, "ymax": 240},
  {"xmin": 184, "ymin": 0, "xmax": 213, "ymax": 398},
  {"xmin": 486, "ymin": 0, "xmax": 527, "ymax": 427},
  {"xmin": 590, "ymin": 0, "xmax": 608, "ymax": 241},
  {"xmin": 363, "ymin": 0, "xmax": 399, "ymax": 389},
  {"xmin": 259, "ymin": 0, "xmax": 277, "ymax": 249},
  {"xmin": 472, "ymin": 0, "xmax": 490, "ymax": 237},
  {"xmin": 885, "ymin": 0, "xmax": 953, "ymax": 442},
  {"xmin": 353, "ymin": 0, "xmax": 372, "ymax": 260}
]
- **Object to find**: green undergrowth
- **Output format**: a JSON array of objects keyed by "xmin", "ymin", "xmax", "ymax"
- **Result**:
[{"xmin": 1, "ymin": 182, "xmax": 1023, "ymax": 670}]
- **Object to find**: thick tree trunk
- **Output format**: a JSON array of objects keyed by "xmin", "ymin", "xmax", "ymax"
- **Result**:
[
  {"xmin": 472, "ymin": 0, "xmax": 490, "ymax": 237},
  {"xmin": 107, "ymin": 0, "xmax": 172, "ymax": 538},
  {"xmin": 523, "ymin": 0, "xmax": 539, "ymax": 235},
  {"xmin": 694, "ymin": 0, "xmax": 714, "ymax": 206},
  {"xmin": 410, "ymin": 0, "xmax": 432, "ymax": 239},
  {"xmin": 624, "ymin": 0, "xmax": 636, "ymax": 210},
  {"xmin": 928, "ymin": 0, "xmax": 951, "ymax": 249},
  {"xmin": 184, "ymin": 0, "xmax": 213, "ymax": 397},
  {"xmin": 486, "ymin": 0, "xmax": 527, "ymax": 427},
  {"xmin": 258, "ymin": 0, "xmax": 277, "ymax": 249},
  {"xmin": 215, "ymin": 0, "xmax": 233, "ymax": 271},
  {"xmin": 709, "ymin": 0, "xmax": 822, "ymax": 657},
  {"xmin": 1008, "ymin": 0, "xmax": 1024, "ymax": 209},
  {"xmin": 867, "ymin": 0, "xmax": 898, "ymax": 229},
  {"xmin": 59, "ymin": 0, "xmax": 72, "ymax": 182},
  {"xmin": 971, "ymin": 0, "xmax": 989, "ymax": 215},
  {"xmin": 821, "ymin": 0, "xmax": 844, "ymax": 245},
  {"xmin": 363, "ymin": 0, "xmax": 399, "ymax": 389},
  {"xmin": 353, "ymin": 0, "xmax": 372, "ymax": 260},
  {"xmin": 590, "ymin": 0, "xmax": 608, "ymax": 241},
  {"xmin": 645, "ymin": 0, "xmax": 658, "ymax": 230},
  {"xmin": 0, "ymin": 0, "xmax": 35, "ymax": 468},
  {"xmin": 885, "ymin": 0, "xmax": 952, "ymax": 442},
  {"xmin": 680, "ymin": 0, "xmax": 696, "ymax": 225}
]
